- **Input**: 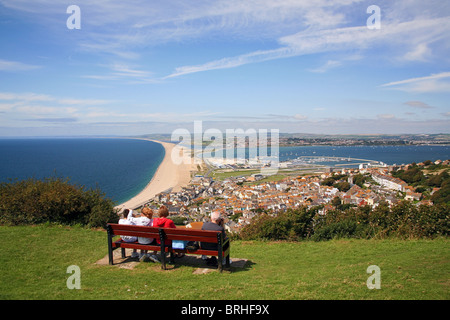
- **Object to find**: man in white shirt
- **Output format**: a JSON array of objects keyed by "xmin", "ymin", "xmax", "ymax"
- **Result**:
[{"xmin": 118, "ymin": 209, "xmax": 139, "ymax": 258}]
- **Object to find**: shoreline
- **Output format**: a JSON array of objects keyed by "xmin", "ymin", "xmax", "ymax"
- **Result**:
[{"xmin": 115, "ymin": 139, "xmax": 196, "ymax": 211}]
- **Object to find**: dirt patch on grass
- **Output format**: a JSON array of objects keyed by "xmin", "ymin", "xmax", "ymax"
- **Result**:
[{"xmin": 95, "ymin": 248, "xmax": 249, "ymax": 274}]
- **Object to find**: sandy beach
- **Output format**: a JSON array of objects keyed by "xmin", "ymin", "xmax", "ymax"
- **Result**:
[{"xmin": 115, "ymin": 139, "xmax": 196, "ymax": 211}]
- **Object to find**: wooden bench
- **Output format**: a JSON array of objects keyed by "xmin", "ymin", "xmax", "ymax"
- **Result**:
[{"xmin": 106, "ymin": 223, "xmax": 231, "ymax": 272}]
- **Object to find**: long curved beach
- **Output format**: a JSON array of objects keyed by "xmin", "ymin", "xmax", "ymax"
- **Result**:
[{"xmin": 115, "ymin": 139, "xmax": 196, "ymax": 210}]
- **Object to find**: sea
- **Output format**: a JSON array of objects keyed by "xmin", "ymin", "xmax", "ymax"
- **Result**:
[
  {"xmin": 277, "ymin": 145, "xmax": 450, "ymax": 166},
  {"xmin": 0, "ymin": 138, "xmax": 448, "ymax": 205},
  {"xmin": 0, "ymin": 138, "xmax": 165, "ymax": 205}
]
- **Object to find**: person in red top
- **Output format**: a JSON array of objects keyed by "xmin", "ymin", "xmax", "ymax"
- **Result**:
[
  {"xmin": 152, "ymin": 205, "xmax": 186, "ymax": 258},
  {"xmin": 152, "ymin": 205, "xmax": 176, "ymax": 245}
]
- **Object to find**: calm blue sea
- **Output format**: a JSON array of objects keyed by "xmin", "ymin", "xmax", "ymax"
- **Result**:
[
  {"xmin": 278, "ymin": 145, "xmax": 450, "ymax": 165},
  {"xmin": 0, "ymin": 139, "xmax": 449, "ymax": 205},
  {"xmin": 231, "ymin": 145, "xmax": 450, "ymax": 166},
  {"xmin": 0, "ymin": 138, "xmax": 165, "ymax": 205}
]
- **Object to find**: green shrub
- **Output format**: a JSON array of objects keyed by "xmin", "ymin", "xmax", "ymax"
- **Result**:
[
  {"xmin": 238, "ymin": 201, "xmax": 449, "ymax": 242},
  {"xmin": 239, "ymin": 207, "xmax": 315, "ymax": 241},
  {"xmin": 0, "ymin": 177, "xmax": 118, "ymax": 228},
  {"xmin": 171, "ymin": 215, "xmax": 188, "ymax": 226},
  {"xmin": 311, "ymin": 220, "xmax": 359, "ymax": 241}
]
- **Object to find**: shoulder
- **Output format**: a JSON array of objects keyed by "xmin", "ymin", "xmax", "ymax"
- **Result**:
[
  {"xmin": 202, "ymin": 222, "xmax": 223, "ymax": 231},
  {"xmin": 119, "ymin": 219, "xmax": 133, "ymax": 225},
  {"xmin": 163, "ymin": 217, "xmax": 175, "ymax": 226}
]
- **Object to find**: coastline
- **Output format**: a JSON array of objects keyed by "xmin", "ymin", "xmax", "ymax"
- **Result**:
[{"xmin": 115, "ymin": 139, "xmax": 196, "ymax": 211}]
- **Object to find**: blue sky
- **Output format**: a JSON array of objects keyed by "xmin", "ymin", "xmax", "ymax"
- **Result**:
[{"xmin": 0, "ymin": 0, "xmax": 449, "ymax": 136}]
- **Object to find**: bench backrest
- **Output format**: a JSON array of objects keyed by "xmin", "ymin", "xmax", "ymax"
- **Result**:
[
  {"xmin": 161, "ymin": 227, "xmax": 223, "ymax": 244},
  {"xmin": 107, "ymin": 223, "xmax": 224, "ymax": 245},
  {"xmin": 107, "ymin": 224, "xmax": 161, "ymax": 240}
]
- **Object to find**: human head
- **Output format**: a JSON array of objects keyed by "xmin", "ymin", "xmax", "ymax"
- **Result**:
[
  {"xmin": 158, "ymin": 205, "xmax": 169, "ymax": 218},
  {"xmin": 141, "ymin": 207, "xmax": 153, "ymax": 218},
  {"xmin": 122, "ymin": 208, "xmax": 130, "ymax": 219},
  {"xmin": 210, "ymin": 211, "xmax": 222, "ymax": 224}
]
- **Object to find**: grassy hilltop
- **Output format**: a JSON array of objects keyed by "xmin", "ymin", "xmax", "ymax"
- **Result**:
[{"xmin": 0, "ymin": 225, "xmax": 448, "ymax": 300}]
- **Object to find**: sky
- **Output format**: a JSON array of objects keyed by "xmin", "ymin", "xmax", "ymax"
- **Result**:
[{"xmin": 0, "ymin": 0, "xmax": 449, "ymax": 137}]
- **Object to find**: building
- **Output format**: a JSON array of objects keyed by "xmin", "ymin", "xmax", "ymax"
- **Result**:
[{"xmin": 371, "ymin": 172, "xmax": 407, "ymax": 192}]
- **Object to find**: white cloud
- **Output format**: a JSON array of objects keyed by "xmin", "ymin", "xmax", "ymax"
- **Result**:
[
  {"xmin": 1, "ymin": 0, "xmax": 356, "ymax": 52},
  {"xmin": 0, "ymin": 59, "xmax": 41, "ymax": 71},
  {"xmin": 293, "ymin": 114, "xmax": 308, "ymax": 120},
  {"xmin": 2, "ymin": 0, "xmax": 449, "ymax": 79},
  {"xmin": 16, "ymin": 105, "xmax": 76, "ymax": 115},
  {"xmin": 0, "ymin": 92, "xmax": 111, "ymax": 105},
  {"xmin": 0, "ymin": 92, "xmax": 114, "ymax": 122},
  {"xmin": 377, "ymin": 114, "xmax": 396, "ymax": 120},
  {"xmin": 165, "ymin": 15, "xmax": 450, "ymax": 78},
  {"xmin": 83, "ymin": 63, "xmax": 158, "ymax": 83},
  {"xmin": 0, "ymin": 92, "xmax": 53, "ymax": 102},
  {"xmin": 382, "ymin": 72, "xmax": 450, "ymax": 87},
  {"xmin": 381, "ymin": 72, "xmax": 450, "ymax": 93},
  {"xmin": 403, "ymin": 101, "xmax": 434, "ymax": 109},
  {"xmin": 403, "ymin": 43, "xmax": 432, "ymax": 62},
  {"xmin": 165, "ymin": 47, "xmax": 292, "ymax": 78},
  {"xmin": 0, "ymin": 103, "xmax": 14, "ymax": 112},
  {"xmin": 309, "ymin": 60, "xmax": 342, "ymax": 73}
]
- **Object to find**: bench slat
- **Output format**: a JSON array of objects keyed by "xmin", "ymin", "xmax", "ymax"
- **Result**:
[
  {"xmin": 172, "ymin": 248, "xmax": 230, "ymax": 257},
  {"xmin": 163, "ymin": 227, "xmax": 223, "ymax": 237},
  {"xmin": 164, "ymin": 234, "xmax": 219, "ymax": 243},
  {"xmin": 113, "ymin": 241, "xmax": 166, "ymax": 252},
  {"xmin": 111, "ymin": 230, "xmax": 160, "ymax": 238},
  {"xmin": 109, "ymin": 224, "xmax": 159, "ymax": 233}
]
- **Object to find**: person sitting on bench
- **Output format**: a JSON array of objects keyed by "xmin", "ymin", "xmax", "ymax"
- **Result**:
[
  {"xmin": 200, "ymin": 211, "xmax": 227, "ymax": 266},
  {"xmin": 118, "ymin": 209, "xmax": 139, "ymax": 258},
  {"xmin": 128, "ymin": 207, "xmax": 159, "ymax": 263}
]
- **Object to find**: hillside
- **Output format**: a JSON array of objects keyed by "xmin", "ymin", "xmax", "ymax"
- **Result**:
[{"xmin": 0, "ymin": 225, "xmax": 448, "ymax": 302}]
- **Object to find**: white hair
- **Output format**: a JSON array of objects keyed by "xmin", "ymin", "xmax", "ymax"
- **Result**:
[{"xmin": 210, "ymin": 211, "xmax": 221, "ymax": 222}]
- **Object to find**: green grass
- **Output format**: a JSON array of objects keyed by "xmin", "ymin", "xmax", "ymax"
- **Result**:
[
  {"xmin": 211, "ymin": 168, "xmax": 323, "ymax": 182},
  {"xmin": 212, "ymin": 169, "xmax": 262, "ymax": 180},
  {"xmin": 0, "ymin": 225, "xmax": 448, "ymax": 300}
]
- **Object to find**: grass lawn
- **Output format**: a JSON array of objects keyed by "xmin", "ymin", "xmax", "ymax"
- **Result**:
[{"xmin": 0, "ymin": 225, "xmax": 448, "ymax": 300}]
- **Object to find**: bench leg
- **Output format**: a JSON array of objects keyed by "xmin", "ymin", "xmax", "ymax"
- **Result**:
[
  {"xmin": 160, "ymin": 252, "xmax": 166, "ymax": 270},
  {"xmin": 107, "ymin": 230, "xmax": 114, "ymax": 265},
  {"xmin": 218, "ymin": 254, "xmax": 223, "ymax": 273},
  {"xmin": 108, "ymin": 248, "xmax": 114, "ymax": 265},
  {"xmin": 226, "ymin": 255, "xmax": 230, "ymax": 269},
  {"xmin": 159, "ymin": 230, "xmax": 167, "ymax": 270},
  {"xmin": 121, "ymin": 247, "xmax": 126, "ymax": 259}
]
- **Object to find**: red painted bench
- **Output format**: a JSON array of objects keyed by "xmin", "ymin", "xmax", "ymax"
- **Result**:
[{"xmin": 106, "ymin": 223, "xmax": 231, "ymax": 272}]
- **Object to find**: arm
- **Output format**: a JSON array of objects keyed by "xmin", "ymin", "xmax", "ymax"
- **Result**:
[{"xmin": 127, "ymin": 210, "xmax": 134, "ymax": 220}]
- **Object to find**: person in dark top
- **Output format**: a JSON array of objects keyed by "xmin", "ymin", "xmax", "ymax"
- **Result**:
[{"xmin": 200, "ymin": 211, "xmax": 227, "ymax": 266}]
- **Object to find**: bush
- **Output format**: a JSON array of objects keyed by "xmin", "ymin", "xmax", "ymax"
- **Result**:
[
  {"xmin": 171, "ymin": 215, "xmax": 188, "ymax": 226},
  {"xmin": 311, "ymin": 220, "xmax": 360, "ymax": 241},
  {"xmin": 238, "ymin": 201, "xmax": 449, "ymax": 241},
  {"xmin": 0, "ymin": 177, "xmax": 118, "ymax": 228},
  {"xmin": 239, "ymin": 207, "xmax": 315, "ymax": 241}
]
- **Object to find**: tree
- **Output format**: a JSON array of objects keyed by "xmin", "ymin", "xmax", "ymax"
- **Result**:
[
  {"xmin": 331, "ymin": 196, "xmax": 341, "ymax": 207},
  {"xmin": 353, "ymin": 174, "xmax": 367, "ymax": 187},
  {"xmin": 334, "ymin": 181, "xmax": 351, "ymax": 192}
]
